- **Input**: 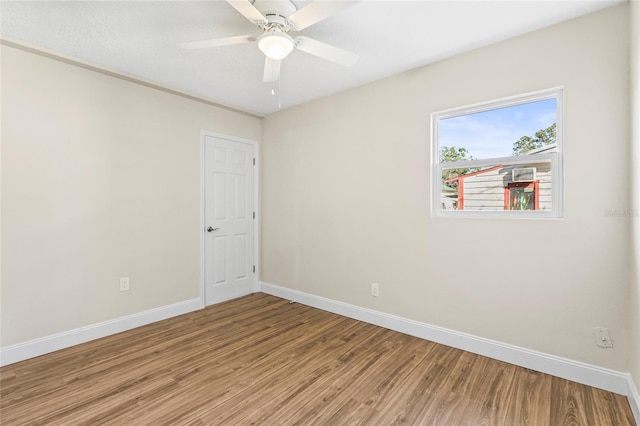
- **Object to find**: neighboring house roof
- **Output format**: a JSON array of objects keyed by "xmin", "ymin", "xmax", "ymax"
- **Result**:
[
  {"xmin": 444, "ymin": 165, "xmax": 505, "ymax": 183},
  {"xmin": 443, "ymin": 144, "xmax": 557, "ymax": 183},
  {"xmin": 524, "ymin": 142, "xmax": 557, "ymax": 155}
]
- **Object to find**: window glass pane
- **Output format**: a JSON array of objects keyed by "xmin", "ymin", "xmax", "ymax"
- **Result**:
[{"xmin": 439, "ymin": 98, "xmax": 556, "ymax": 161}]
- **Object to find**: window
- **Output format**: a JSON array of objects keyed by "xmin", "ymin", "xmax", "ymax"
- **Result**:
[{"xmin": 432, "ymin": 88, "xmax": 563, "ymax": 218}]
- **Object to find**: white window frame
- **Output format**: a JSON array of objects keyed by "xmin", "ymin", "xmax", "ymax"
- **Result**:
[{"xmin": 431, "ymin": 87, "xmax": 564, "ymax": 219}]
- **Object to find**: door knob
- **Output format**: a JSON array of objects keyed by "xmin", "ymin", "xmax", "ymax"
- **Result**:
[{"xmin": 207, "ymin": 227, "xmax": 220, "ymax": 232}]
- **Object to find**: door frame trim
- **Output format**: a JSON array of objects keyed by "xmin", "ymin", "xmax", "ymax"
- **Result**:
[{"xmin": 199, "ymin": 130, "xmax": 260, "ymax": 307}]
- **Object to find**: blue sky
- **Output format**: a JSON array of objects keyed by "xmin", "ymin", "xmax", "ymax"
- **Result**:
[{"xmin": 438, "ymin": 98, "xmax": 556, "ymax": 159}]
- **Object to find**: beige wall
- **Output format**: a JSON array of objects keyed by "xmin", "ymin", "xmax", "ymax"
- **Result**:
[
  {"xmin": 630, "ymin": 0, "xmax": 640, "ymax": 388},
  {"xmin": 0, "ymin": 45, "xmax": 262, "ymax": 346},
  {"xmin": 262, "ymin": 5, "xmax": 630, "ymax": 371}
]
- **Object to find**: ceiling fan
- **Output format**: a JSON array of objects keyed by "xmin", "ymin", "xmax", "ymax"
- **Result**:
[{"xmin": 180, "ymin": 0, "xmax": 361, "ymax": 82}]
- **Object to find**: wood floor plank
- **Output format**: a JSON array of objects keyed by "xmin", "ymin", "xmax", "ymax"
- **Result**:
[
  {"xmin": 589, "ymin": 386, "xmax": 638, "ymax": 425},
  {"xmin": 1, "ymin": 294, "xmax": 635, "ymax": 425},
  {"xmin": 502, "ymin": 368, "xmax": 553, "ymax": 425},
  {"xmin": 296, "ymin": 334, "xmax": 436, "ymax": 423},
  {"xmin": 236, "ymin": 328, "xmax": 402, "ymax": 425},
  {"xmin": 198, "ymin": 321, "xmax": 386, "ymax": 424},
  {"xmin": 446, "ymin": 351, "xmax": 518, "ymax": 424}
]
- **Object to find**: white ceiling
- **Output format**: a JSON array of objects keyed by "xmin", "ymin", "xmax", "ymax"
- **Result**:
[{"xmin": 0, "ymin": 0, "xmax": 623, "ymax": 116}]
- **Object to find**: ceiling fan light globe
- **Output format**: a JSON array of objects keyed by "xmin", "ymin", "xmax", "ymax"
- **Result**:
[{"xmin": 258, "ymin": 33, "xmax": 294, "ymax": 60}]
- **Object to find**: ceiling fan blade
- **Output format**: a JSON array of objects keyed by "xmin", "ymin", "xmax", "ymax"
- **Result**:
[
  {"xmin": 295, "ymin": 36, "xmax": 358, "ymax": 67},
  {"xmin": 287, "ymin": 0, "xmax": 361, "ymax": 31},
  {"xmin": 180, "ymin": 35, "xmax": 255, "ymax": 49},
  {"xmin": 263, "ymin": 57, "xmax": 281, "ymax": 82},
  {"xmin": 226, "ymin": 0, "xmax": 267, "ymax": 25}
]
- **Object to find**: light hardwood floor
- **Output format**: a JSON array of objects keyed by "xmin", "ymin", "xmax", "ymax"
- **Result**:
[{"xmin": 0, "ymin": 293, "xmax": 635, "ymax": 425}]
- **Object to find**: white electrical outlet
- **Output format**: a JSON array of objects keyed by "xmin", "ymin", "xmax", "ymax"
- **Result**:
[
  {"xmin": 119, "ymin": 277, "xmax": 130, "ymax": 292},
  {"xmin": 370, "ymin": 283, "xmax": 379, "ymax": 297},
  {"xmin": 594, "ymin": 327, "xmax": 613, "ymax": 348}
]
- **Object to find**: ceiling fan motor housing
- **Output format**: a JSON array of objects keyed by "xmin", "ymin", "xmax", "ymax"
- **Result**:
[{"xmin": 254, "ymin": 0, "xmax": 298, "ymax": 30}]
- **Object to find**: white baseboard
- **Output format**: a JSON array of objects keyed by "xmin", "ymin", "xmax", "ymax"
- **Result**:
[
  {"xmin": 628, "ymin": 375, "xmax": 640, "ymax": 425},
  {"xmin": 260, "ymin": 281, "xmax": 636, "ymax": 409},
  {"xmin": 0, "ymin": 297, "xmax": 202, "ymax": 367}
]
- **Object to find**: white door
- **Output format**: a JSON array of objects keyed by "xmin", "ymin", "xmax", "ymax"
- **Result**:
[{"xmin": 204, "ymin": 134, "xmax": 256, "ymax": 305}]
